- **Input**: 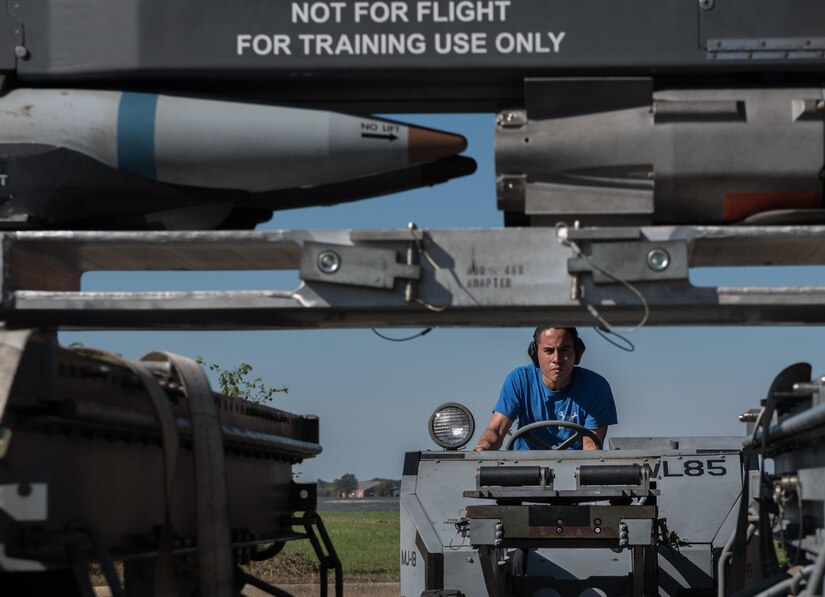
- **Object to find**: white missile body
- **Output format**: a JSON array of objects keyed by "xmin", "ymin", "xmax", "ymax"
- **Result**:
[{"xmin": 0, "ymin": 88, "xmax": 466, "ymax": 193}]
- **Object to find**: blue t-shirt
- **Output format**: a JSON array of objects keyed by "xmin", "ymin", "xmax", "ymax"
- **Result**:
[{"xmin": 494, "ymin": 365, "xmax": 617, "ymax": 450}]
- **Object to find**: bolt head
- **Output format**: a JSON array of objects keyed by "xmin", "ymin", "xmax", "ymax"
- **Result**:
[
  {"xmin": 647, "ymin": 248, "xmax": 670, "ymax": 272},
  {"xmin": 317, "ymin": 250, "xmax": 341, "ymax": 274}
]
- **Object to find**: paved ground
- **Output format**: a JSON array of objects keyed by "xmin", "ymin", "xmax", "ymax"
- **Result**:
[
  {"xmin": 95, "ymin": 583, "xmax": 400, "ymax": 596},
  {"xmin": 244, "ymin": 583, "xmax": 399, "ymax": 596},
  {"xmin": 317, "ymin": 496, "xmax": 399, "ymax": 512}
]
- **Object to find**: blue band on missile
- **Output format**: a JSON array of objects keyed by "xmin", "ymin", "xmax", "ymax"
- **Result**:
[{"xmin": 117, "ymin": 93, "xmax": 158, "ymax": 180}]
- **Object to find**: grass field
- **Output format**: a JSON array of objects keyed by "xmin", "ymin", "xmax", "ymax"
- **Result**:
[
  {"xmin": 89, "ymin": 510, "xmax": 400, "ymax": 587},
  {"xmin": 246, "ymin": 511, "xmax": 401, "ymax": 584}
]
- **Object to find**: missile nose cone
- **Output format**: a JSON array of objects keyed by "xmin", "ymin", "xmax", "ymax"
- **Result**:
[{"xmin": 407, "ymin": 127, "xmax": 468, "ymax": 164}]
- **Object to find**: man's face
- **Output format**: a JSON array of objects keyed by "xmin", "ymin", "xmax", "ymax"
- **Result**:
[{"xmin": 536, "ymin": 328, "xmax": 576, "ymax": 390}]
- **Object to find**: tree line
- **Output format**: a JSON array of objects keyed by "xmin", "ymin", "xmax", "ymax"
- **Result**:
[{"xmin": 316, "ymin": 474, "xmax": 400, "ymax": 497}]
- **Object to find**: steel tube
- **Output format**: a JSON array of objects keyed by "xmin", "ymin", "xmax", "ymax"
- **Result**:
[
  {"xmin": 750, "ymin": 402, "xmax": 825, "ymax": 446},
  {"xmin": 52, "ymin": 400, "xmax": 322, "ymax": 459}
]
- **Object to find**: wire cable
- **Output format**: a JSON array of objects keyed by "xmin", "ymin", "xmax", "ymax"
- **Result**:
[
  {"xmin": 449, "ymin": 515, "xmax": 470, "ymax": 550},
  {"xmin": 555, "ymin": 222, "xmax": 650, "ymax": 333},
  {"xmin": 371, "ymin": 328, "xmax": 433, "ymax": 342},
  {"xmin": 593, "ymin": 326, "xmax": 636, "ymax": 352}
]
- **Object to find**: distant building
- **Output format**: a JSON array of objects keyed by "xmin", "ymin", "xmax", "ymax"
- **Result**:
[{"xmin": 349, "ymin": 481, "xmax": 381, "ymax": 498}]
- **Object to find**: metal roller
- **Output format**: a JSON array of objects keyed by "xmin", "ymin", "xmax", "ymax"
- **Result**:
[
  {"xmin": 478, "ymin": 466, "xmax": 551, "ymax": 487},
  {"xmin": 578, "ymin": 464, "xmax": 644, "ymax": 486}
]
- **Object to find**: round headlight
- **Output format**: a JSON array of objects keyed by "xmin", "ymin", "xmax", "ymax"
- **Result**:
[{"xmin": 428, "ymin": 402, "xmax": 475, "ymax": 450}]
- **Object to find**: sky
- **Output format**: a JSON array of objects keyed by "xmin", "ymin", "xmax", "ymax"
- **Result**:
[{"xmin": 61, "ymin": 113, "xmax": 825, "ymax": 483}]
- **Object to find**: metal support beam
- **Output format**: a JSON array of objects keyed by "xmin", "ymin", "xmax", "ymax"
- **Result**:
[{"xmin": 1, "ymin": 226, "xmax": 825, "ymax": 330}]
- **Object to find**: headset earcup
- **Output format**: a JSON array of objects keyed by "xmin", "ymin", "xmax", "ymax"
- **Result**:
[
  {"xmin": 575, "ymin": 337, "xmax": 586, "ymax": 365},
  {"xmin": 527, "ymin": 341, "xmax": 539, "ymax": 367}
]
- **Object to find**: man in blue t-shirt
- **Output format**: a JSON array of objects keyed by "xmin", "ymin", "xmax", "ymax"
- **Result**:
[{"xmin": 473, "ymin": 326, "xmax": 617, "ymax": 451}]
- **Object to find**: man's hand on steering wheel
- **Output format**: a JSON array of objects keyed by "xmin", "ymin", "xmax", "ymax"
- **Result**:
[{"xmin": 505, "ymin": 420, "xmax": 603, "ymax": 450}]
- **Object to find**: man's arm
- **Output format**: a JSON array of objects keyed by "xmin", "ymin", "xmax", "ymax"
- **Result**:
[
  {"xmin": 583, "ymin": 426, "xmax": 608, "ymax": 451},
  {"xmin": 474, "ymin": 412, "xmax": 514, "ymax": 451}
]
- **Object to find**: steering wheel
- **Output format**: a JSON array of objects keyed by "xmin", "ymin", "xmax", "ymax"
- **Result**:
[{"xmin": 505, "ymin": 420, "xmax": 603, "ymax": 451}]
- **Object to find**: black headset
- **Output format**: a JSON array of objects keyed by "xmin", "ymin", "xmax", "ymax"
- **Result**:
[{"xmin": 528, "ymin": 327, "xmax": 586, "ymax": 367}]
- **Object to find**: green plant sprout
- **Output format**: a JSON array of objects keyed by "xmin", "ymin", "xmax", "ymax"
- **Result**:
[{"xmin": 196, "ymin": 357, "xmax": 288, "ymax": 403}]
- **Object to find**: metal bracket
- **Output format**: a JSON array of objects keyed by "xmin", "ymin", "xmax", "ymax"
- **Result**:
[
  {"xmin": 0, "ymin": 476, "xmax": 47, "ymax": 522},
  {"xmin": 0, "ymin": 1, "xmax": 25, "ymax": 69},
  {"xmin": 620, "ymin": 518, "xmax": 655, "ymax": 546},
  {"xmin": 707, "ymin": 37, "xmax": 825, "ymax": 61},
  {"xmin": 300, "ymin": 241, "xmax": 420, "ymax": 289},
  {"xmin": 469, "ymin": 518, "xmax": 504, "ymax": 547},
  {"xmin": 568, "ymin": 240, "xmax": 688, "ymax": 284},
  {"xmin": 496, "ymin": 108, "xmax": 527, "ymax": 128}
]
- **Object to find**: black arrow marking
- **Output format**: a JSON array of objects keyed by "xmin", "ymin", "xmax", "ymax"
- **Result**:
[{"xmin": 361, "ymin": 133, "xmax": 399, "ymax": 141}]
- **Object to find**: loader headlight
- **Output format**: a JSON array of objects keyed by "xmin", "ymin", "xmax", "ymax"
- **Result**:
[{"xmin": 429, "ymin": 402, "xmax": 475, "ymax": 450}]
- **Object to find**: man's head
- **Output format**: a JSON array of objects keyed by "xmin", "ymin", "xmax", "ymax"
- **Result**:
[{"xmin": 528, "ymin": 327, "xmax": 585, "ymax": 390}]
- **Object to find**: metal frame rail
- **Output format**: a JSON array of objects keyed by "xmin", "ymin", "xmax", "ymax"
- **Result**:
[
  {"xmin": 234, "ymin": 512, "xmax": 343, "ymax": 597},
  {"xmin": 2, "ymin": 225, "xmax": 825, "ymax": 330}
]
